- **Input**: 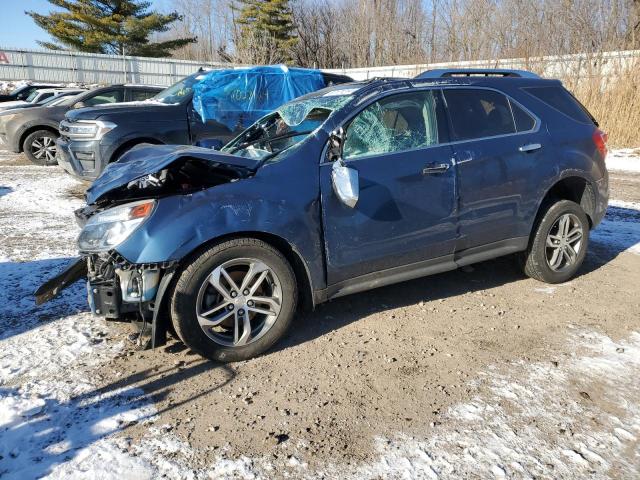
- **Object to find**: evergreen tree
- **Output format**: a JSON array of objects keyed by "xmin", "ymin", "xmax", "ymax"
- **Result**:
[
  {"xmin": 233, "ymin": 0, "xmax": 297, "ymax": 63},
  {"xmin": 27, "ymin": 0, "xmax": 196, "ymax": 57}
]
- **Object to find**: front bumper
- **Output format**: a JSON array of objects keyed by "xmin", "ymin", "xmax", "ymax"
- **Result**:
[
  {"xmin": 35, "ymin": 253, "xmax": 170, "ymax": 320},
  {"xmin": 85, "ymin": 253, "xmax": 164, "ymax": 319},
  {"xmin": 56, "ymin": 137, "xmax": 106, "ymax": 181}
]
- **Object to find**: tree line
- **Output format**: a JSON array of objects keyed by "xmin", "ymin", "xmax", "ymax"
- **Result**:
[{"xmin": 31, "ymin": 0, "xmax": 640, "ymax": 67}]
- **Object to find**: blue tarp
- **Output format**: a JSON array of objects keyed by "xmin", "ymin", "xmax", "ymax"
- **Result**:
[{"xmin": 192, "ymin": 65, "xmax": 326, "ymax": 131}]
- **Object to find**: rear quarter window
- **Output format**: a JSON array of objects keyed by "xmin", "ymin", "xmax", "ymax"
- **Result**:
[
  {"xmin": 510, "ymin": 101, "xmax": 536, "ymax": 132},
  {"xmin": 523, "ymin": 86, "xmax": 594, "ymax": 124}
]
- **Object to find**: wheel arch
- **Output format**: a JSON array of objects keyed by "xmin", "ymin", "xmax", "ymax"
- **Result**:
[
  {"xmin": 535, "ymin": 175, "xmax": 597, "ymax": 230},
  {"xmin": 174, "ymin": 231, "xmax": 315, "ymax": 312},
  {"xmin": 18, "ymin": 124, "xmax": 59, "ymax": 152}
]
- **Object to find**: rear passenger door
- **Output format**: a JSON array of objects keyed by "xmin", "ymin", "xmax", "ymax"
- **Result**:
[{"xmin": 443, "ymin": 87, "xmax": 547, "ymax": 250}]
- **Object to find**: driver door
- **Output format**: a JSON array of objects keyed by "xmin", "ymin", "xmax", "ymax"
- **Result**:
[{"xmin": 320, "ymin": 89, "xmax": 458, "ymax": 285}]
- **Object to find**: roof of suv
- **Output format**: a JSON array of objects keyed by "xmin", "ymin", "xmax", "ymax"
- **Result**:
[{"xmin": 299, "ymin": 69, "xmax": 561, "ymax": 104}]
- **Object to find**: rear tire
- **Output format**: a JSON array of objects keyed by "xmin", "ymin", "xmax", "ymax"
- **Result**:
[
  {"xmin": 23, "ymin": 130, "xmax": 58, "ymax": 166},
  {"xmin": 170, "ymin": 238, "xmax": 297, "ymax": 362},
  {"xmin": 523, "ymin": 199, "xmax": 589, "ymax": 283}
]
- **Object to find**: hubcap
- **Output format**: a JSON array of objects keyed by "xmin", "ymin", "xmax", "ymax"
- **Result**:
[
  {"xmin": 196, "ymin": 258, "xmax": 282, "ymax": 347},
  {"xmin": 545, "ymin": 213, "xmax": 583, "ymax": 272},
  {"xmin": 31, "ymin": 136, "xmax": 56, "ymax": 163}
]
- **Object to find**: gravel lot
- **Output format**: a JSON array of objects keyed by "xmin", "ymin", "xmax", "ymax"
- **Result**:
[{"xmin": 1, "ymin": 148, "xmax": 639, "ymax": 479}]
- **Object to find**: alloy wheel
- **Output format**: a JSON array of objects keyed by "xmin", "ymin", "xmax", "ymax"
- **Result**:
[
  {"xmin": 31, "ymin": 136, "xmax": 56, "ymax": 163},
  {"xmin": 545, "ymin": 213, "xmax": 584, "ymax": 272},
  {"xmin": 195, "ymin": 258, "xmax": 282, "ymax": 347}
]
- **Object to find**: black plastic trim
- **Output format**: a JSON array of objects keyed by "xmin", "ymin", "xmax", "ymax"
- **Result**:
[{"xmin": 314, "ymin": 237, "xmax": 528, "ymax": 303}]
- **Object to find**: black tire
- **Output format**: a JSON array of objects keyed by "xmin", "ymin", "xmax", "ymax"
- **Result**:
[
  {"xmin": 113, "ymin": 142, "xmax": 155, "ymax": 163},
  {"xmin": 523, "ymin": 199, "xmax": 589, "ymax": 283},
  {"xmin": 170, "ymin": 238, "xmax": 297, "ymax": 362},
  {"xmin": 23, "ymin": 130, "xmax": 58, "ymax": 166}
]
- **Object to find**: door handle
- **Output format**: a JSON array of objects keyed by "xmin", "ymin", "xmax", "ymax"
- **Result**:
[
  {"xmin": 519, "ymin": 143, "xmax": 542, "ymax": 153},
  {"xmin": 422, "ymin": 163, "xmax": 450, "ymax": 175}
]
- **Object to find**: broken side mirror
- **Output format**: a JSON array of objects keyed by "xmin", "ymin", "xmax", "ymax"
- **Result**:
[
  {"xmin": 328, "ymin": 127, "xmax": 358, "ymax": 208},
  {"xmin": 327, "ymin": 127, "xmax": 345, "ymax": 162},
  {"xmin": 331, "ymin": 159, "xmax": 359, "ymax": 208}
]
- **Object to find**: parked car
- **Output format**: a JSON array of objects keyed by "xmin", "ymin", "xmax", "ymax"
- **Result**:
[
  {"xmin": 0, "ymin": 82, "xmax": 60, "ymax": 103},
  {"xmin": 0, "ymin": 89, "xmax": 86, "ymax": 112},
  {"xmin": 56, "ymin": 66, "xmax": 352, "ymax": 180},
  {"xmin": 37, "ymin": 69, "xmax": 609, "ymax": 363},
  {"xmin": 0, "ymin": 88, "xmax": 86, "ymax": 112},
  {"xmin": 0, "ymin": 84, "xmax": 162, "ymax": 165}
]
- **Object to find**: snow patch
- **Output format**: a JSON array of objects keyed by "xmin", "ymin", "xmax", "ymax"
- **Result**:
[
  {"xmin": 331, "ymin": 330, "xmax": 640, "ymax": 479},
  {"xmin": 606, "ymin": 149, "xmax": 640, "ymax": 173},
  {"xmin": 591, "ymin": 200, "xmax": 640, "ymax": 255}
]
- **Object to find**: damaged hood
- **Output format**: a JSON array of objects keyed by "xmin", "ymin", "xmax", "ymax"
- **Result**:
[{"xmin": 86, "ymin": 145, "xmax": 259, "ymax": 205}]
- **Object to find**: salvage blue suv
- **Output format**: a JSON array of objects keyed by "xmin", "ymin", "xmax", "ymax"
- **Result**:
[{"xmin": 37, "ymin": 69, "xmax": 609, "ymax": 362}]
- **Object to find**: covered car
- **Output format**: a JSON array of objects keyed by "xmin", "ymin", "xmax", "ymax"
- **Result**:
[{"xmin": 56, "ymin": 65, "xmax": 352, "ymax": 180}]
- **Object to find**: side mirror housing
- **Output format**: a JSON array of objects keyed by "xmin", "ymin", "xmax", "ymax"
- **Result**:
[
  {"xmin": 327, "ymin": 127, "xmax": 345, "ymax": 162},
  {"xmin": 331, "ymin": 159, "xmax": 359, "ymax": 208},
  {"xmin": 195, "ymin": 138, "xmax": 224, "ymax": 150},
  {"xmin": 74, "ymin": 101, "xmax": 86, "ymax": 109}
]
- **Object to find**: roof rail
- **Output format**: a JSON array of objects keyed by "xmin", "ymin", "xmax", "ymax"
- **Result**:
[{"xmin": 415, "ymin": 69, "xmax": 540, "ymax": 79}]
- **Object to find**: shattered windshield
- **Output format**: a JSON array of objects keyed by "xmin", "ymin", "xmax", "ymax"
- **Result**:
[
  {"xmin": 152, "ymin": 73, "xmax": 206, "ymax": 105},
  {"xmin": 222, "ymin": 94, "xmax": 353, "ymax": 162}
]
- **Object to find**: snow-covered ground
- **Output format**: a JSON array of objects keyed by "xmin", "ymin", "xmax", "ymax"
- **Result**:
[
  {"xmin": 606, "ymin": 148, "xmax": 640, "ymax": 173},
  {"xmin": 1, "ymin": 149, "xmax": 639, "ymax": 478}
]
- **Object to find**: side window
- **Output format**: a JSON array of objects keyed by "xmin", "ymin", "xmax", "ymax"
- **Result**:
[
  {"xmin": 130, "ymin": 89, "xmax": 158, "ymax": 101},
  {"xmin": 343, "ymin": 90, "xmax": 439, "ymax": 160},
  {"xmin": 444, "ymin": 89, "xmax": 515, "ymax": 141},
  {"xmin": 16, "ymin": 88, "xmax": 33, "ymax": 100},
  {"xmin": 523, "ymin": 86, "xmax": 594, "ymax": 124},
  {"xmin": 510, "ymin": 100, "xmax": 536, "ymax": 132},
  {"xmin": 82, "ymin": 89, "xmax": 124, "ymax": 107}
]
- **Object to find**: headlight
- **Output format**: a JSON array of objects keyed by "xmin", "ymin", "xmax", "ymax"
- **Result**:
[
  {"xmin": 62, "ymin": 120, "xmax": 117, "ymax": 140},
  {"xmin": 78, "ymin": 200, "xmax": 155, "ymax": 252}
]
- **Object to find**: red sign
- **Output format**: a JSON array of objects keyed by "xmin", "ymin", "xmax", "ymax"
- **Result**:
[{"xmin": 0, "ymin": 52, "xmax": 9, "ymax": 64}]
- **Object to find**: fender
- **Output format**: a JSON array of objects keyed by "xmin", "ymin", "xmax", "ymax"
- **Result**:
[
  {"xmin": 15, "ymin": 120, "xmax": 60, "ymax": 151},
  {"xmin": 114, "ymin": 137, "xmax": 329, "ymax": 293}
]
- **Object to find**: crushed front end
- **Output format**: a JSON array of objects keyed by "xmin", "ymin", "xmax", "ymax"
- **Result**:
[
  {"xmin": 84, "ymin": 250, "xmax": 177, "ymax": 347},
  {"xmin": 85, "ymin": 251, "xmax": 172, "ymax": 320},
  {"xmin": 35, "ymin": 144, "xmax": 258, "ymax": 348}
]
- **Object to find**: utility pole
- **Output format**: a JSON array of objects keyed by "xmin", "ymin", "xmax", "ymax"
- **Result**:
[{"xmin": 122, "ymin": 45, "xmax": 127, "ymax": 83}]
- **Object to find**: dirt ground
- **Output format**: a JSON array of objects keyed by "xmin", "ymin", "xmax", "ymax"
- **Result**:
[{"xmin": 85, "ymin": 169, "xmax": 640, "ymax": 474}]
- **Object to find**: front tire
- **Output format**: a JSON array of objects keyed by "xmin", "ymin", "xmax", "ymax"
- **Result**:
[
  {"xmin": 23, "ymin": 130, "xmax": 58, "ymax": 166},
  {"xmin": 170, "ymin": 238, "xmax": 297, "ymax": 362},
  {"xmin": 523, "ymin": 199, "xmax": 589, "ymax": 283}
]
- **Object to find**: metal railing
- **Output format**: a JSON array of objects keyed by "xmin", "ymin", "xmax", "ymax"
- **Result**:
[
  {"xmin": 1, "ymin": 46, "xmax": 639, "ymax": 86},
  {"xmin": 0, "ymin": 47, "xmax": 231, "ymax": 85}
]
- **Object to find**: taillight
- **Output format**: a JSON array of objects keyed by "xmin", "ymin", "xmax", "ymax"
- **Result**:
[{"xmin": 593, "ymin": 129, "xmax": 608, "ymax": 158}]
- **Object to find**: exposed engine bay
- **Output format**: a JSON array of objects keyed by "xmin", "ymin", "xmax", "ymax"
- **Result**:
[{"xmin": 93, "ymin": 156, "xmax": 253, "ymax": 206}]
